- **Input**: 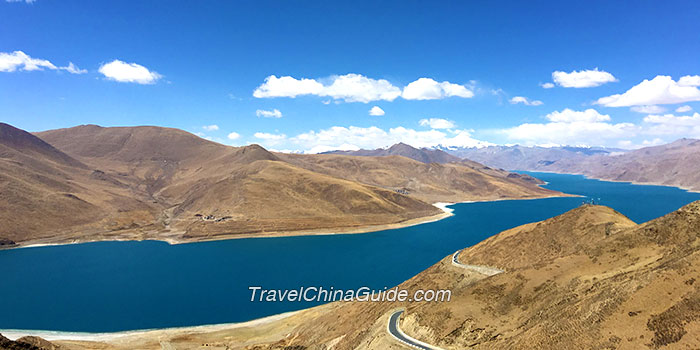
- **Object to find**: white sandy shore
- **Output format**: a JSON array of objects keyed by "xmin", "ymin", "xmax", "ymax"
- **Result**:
[
  {"xmin": 432, "ymin": 202, "xmax": 455, "ymax": 215},
  {"xmin": 0, "ymin": 310, "xmax": 300, "ymax": 342},
  {"xmin": 8, "ymin": 195, "xmax": 576, "ymax": 251},
  {"xmin": 432, "ymin": 193, "xmax": 575, "ymax": 214}
]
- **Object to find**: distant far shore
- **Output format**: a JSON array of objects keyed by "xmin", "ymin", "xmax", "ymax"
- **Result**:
[{"xmin": 520, "ymin": 170, "xmax": 700, "ymax": 194}]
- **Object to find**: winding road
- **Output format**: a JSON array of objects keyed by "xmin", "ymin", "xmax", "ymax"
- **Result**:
[
  {"xmin": 387, "ymin": 251, "xmax": 505, "ymax": 349},
  {"xmin": 451, "ymin": 249, "xmax": 504, "ymax": 276},
  {"xmin": 387, "ymin": 309, "xmax": 442, "ymax": 350}
]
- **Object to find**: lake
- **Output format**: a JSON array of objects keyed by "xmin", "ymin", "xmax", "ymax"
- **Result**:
[{"xmin": 1, "ymin": 172, "xmax": 699, "ymax": 333}]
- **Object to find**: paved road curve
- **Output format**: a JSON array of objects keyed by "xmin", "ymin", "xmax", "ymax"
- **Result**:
[
  {"xmin": 387, "ymin": 309, "xmax": 443, "ymax": 350},
  {"xmin": 451, "ymin": 250, "xmax": 504, "ymax": 276},
  {"xmin": 387, "ymin": 252, "xmax": 504, "ymax": 348}
]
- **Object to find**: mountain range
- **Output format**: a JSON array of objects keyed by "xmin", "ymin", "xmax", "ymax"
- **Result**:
[
  {"xmin": 0, "ymin": 123, "xmax": 561, "ymax": 247},
  {"xmin": 337, "ymin": 140, "xmax": 700, "ymax": 193},
  {"xmin": 442, "ymin": 144, "xmax": 624, "ymax": 171},
  {"xmin": 529, "ymin": 139, "xmax": 700, "ymax": 191}
]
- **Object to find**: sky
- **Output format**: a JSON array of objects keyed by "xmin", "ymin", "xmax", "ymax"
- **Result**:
[{"xmin": 1, "ymin": 0, "xmax": 700, "ymax": 152}]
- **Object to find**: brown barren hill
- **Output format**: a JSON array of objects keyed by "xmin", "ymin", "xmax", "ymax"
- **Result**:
[
  {"xmin": 256, "ymin": 202, "xmax": 700, "ymax": 350},
  {"xmin": 0, "ymin": 123, "xmax": 563, "ymax": 246},
  {"xmin": 277, "ymin": 151, "xmax": 558, "ymax": 203},
  {"xmin": 0, "ymin": 123, "xmax": 158, "ymax": 245}
]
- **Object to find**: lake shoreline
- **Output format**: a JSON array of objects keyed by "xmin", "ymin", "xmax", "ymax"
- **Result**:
[
  {"xmin": 0, "ymin": 309, "xmax": 304, "ymax": 342},
  {"xmin": 4, "ymin": 193, "xmax": 573, "ymax": 251}
]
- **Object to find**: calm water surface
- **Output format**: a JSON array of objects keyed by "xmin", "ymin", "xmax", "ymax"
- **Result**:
[{"xmin": 1, "ymin": 172, "xmax": 698, "ymax": 332}]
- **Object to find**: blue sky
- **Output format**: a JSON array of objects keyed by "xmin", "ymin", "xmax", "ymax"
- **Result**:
[{"xmin": 1, "ymin": 0, "xmax": 700, "ymax": 152}]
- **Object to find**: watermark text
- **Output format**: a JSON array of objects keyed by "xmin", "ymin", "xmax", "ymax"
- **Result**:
[{"xmin": 248, "ymin": 286, "xmax": 451, "ymax": 303}]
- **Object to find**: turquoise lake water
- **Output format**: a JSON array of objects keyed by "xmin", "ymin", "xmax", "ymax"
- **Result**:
[{"xmin": 1, "ymin": 172, "xmax": 699, "ymax": 332}]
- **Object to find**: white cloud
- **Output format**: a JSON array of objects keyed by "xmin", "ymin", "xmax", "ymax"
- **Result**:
[
  {"xmin": 0, "ymin": 51, "xmax": 85, "ymax": 74},
  {"xmin": 61, "ymin": 62, "xmax": 87, "ymax": 74},
  {"xmin": 227, "ymin": 132, "xmax": 241, "ymax": 140},
  {"xmin": 676, "ymin": 105, "xmax": 693, "ymax": 113},
  {"xmin": 6, "ymin": 0, "xmax": 36, "ymax": 4},
  {"xmin": 289, "ymin": 125, "xmax": 491, "ymax": 153},
  {"xmin": 253, "ymin": 75, "xmax": 324, "ymax": 98},
  {"xmin": 678, "ymin": 75, "xmax": 700, "ymax": 87},
  {"xmin": 202, "ymin": 125, "xmax": 219, "ymax": 131},
  {"xmin": 630, "ymin": 105, "xmax": 666, "ymax": 114},
  {"xmin": 253, "ymin": 74, "xmax": 401, "ymax": 103},
  {"xmin": 253, "ymin": 132, "xmax": 287, "ymax": 147},
  {"xmin": 321, "ymin": 74, "xmax": 402, "ymax": 103},
  {"xmin": 98, "ymin": 59, "xmax": 161, "ymax": 84},
  {"xmin": 596, "ymin": 75, "xmax": 700, "ymax": 107},
  {"xmin": 419, "ymin": 118, "xmax": 455, "ymax": 129},
  {"xmin": 256, "ymin": 109, "xmax": 283, "ymax": 118},
  {"xmin": 369, "ymin": 106, "xmax": 385, "ymax": 116},
  {"xmin": 401, "ymin": 78, "xmax": 473, "ymax": 100},
  {"xmin": 0, "ymin": 51, "xmax": 55, "ymax": 72},
  {"xmin": 545, "ymin": 108, "xmax": 611, "ymax": 122},
  {"xmin": 253, "ymin": 74, "xmax": 473, "ymax": 103},
  {"xmin": 509, "ymin": 96, "xmax": 543, "ymax": 106},
  {"xmin": 500, "ymin": 108, "xmax": 636, "ymax": 146},
  {"xmin": 642, "ymin": 112, "xmax": 700, "ymax": 138},
  {"xmin": 540, "ymin": 82, "xmax": 555, "ymax": 89},
  {"xmin": 254, "ymin": 132, "xmax": 286, "ymax": 140},
  {"xmin": 551, "ymin": 68, "xmax": 617, "ymax": 88}
]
